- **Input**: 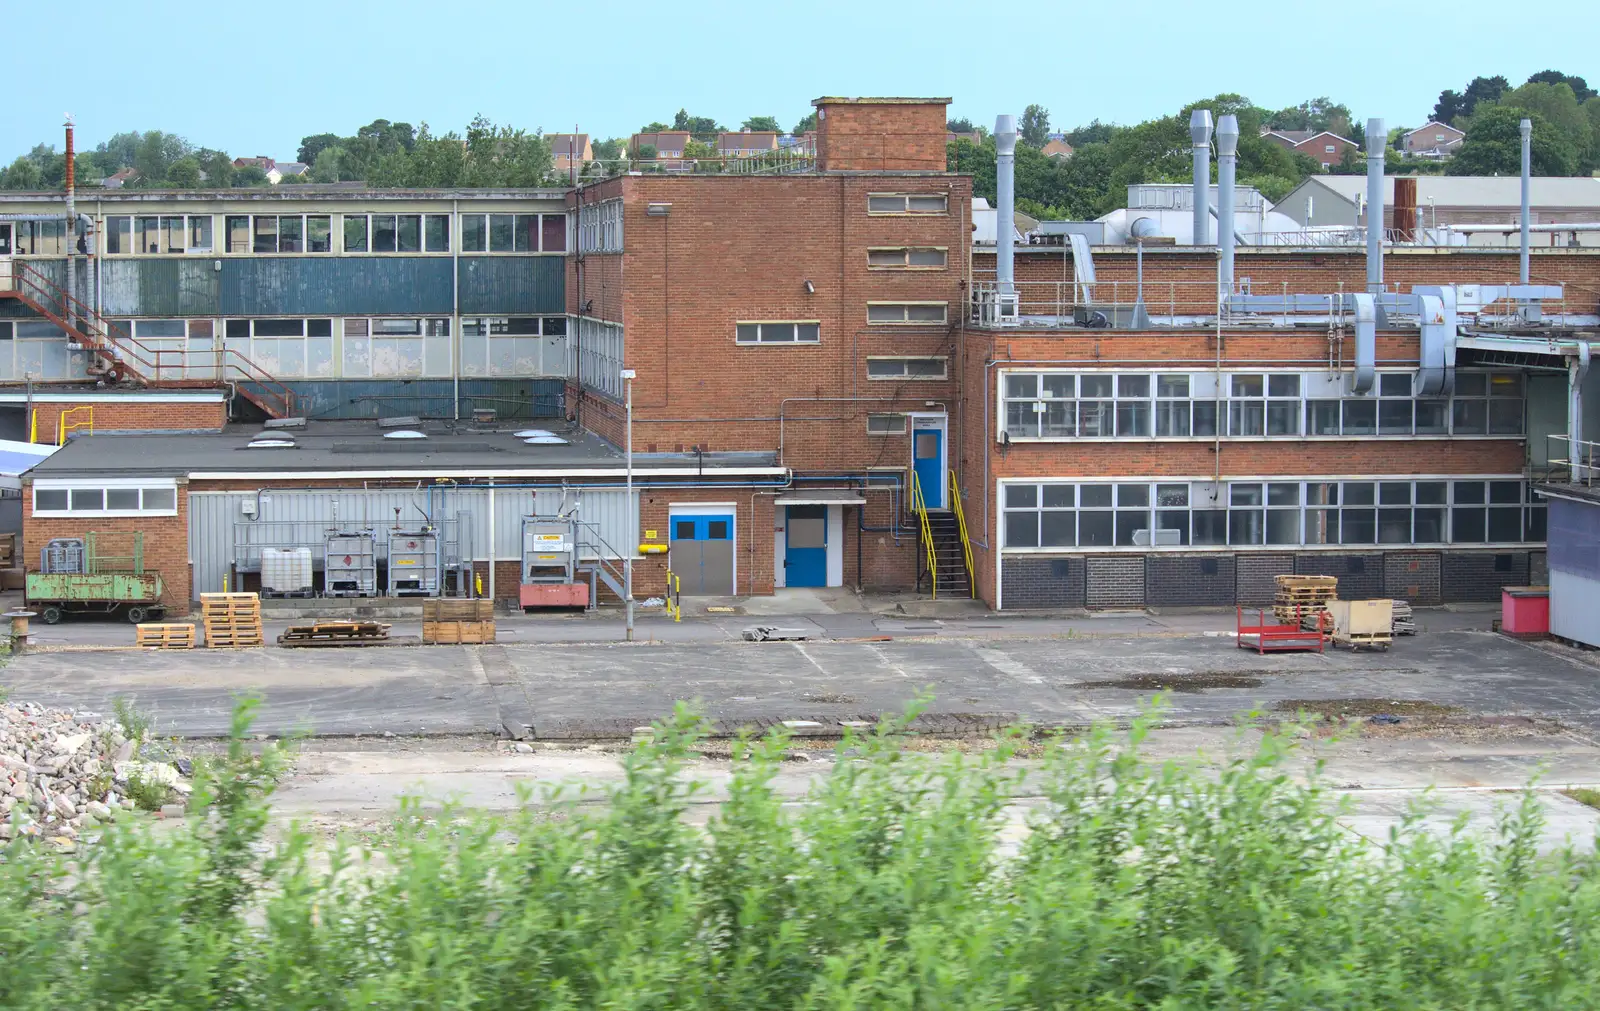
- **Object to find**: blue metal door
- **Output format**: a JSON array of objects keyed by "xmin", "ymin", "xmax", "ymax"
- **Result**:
[
  {"xmin": 668, "ymin": 513, "xmax": 734, "ymax": 595},
  {"xmin": 785, "ymin": 505, "xmax": 827, "ymax": 587},
  {"xmin": 914, "ymin": 427, "xmax": 944, "ymax": 509}
]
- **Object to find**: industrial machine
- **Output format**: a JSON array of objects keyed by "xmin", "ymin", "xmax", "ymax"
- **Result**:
[
  {"xmin": 323, "ymin": 529, "xmax": 377, "ymax": 597},
  {"xmin": 387, "ymin": 528, "xmax": 440, "ymax": 596},
  {"xmin": 25, "ymin": 531, "xmax": 166, "ymax": 624},
  {"xmin": 519, "ymin": 515, "xmax": 589, "ymax": 609}
]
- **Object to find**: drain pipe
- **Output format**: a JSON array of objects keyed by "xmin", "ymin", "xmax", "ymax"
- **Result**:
[
  {"xmin": 1520, "ymin": 118, "xmax": 1532, "ymax": 285},
  {"xmin": 994, "ymin": 114, "xmax": 1017, "ymax": 310},
  {"xmin": 1190, "ymin": 110, "xmax": 1213, "ymax": 246},
  {"xmin": 1215, "ymin": 115, "xmax": 1238, "ymax": 295},
  {"xmin": 1573, "ymin": 342, "xmax": 1592, "ymax": 480},
  {"xmin": 1366, "ymin": 117, "xmax": 1385, "ymax": 293}
]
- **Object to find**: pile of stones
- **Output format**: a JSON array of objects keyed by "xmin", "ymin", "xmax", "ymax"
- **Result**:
[{"xmin": 1, "ymin": 699, "xmax": 192, "ymax": 848}]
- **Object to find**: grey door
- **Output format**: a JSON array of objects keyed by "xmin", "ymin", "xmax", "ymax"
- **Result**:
[{"xmin": 669, "ymin": 513, "xmax": 734, "ymax": 595}]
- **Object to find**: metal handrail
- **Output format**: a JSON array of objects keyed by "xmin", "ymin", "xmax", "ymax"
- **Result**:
[
  {"xmin": 948, "ymin": 471, "xmax": 976, "ymax": 599},
  {"xmin": 570, "ymin": 519, "xmax": 631, "ymax": 589},
  {"xmin": 57, "ymin": 405, "xmax": 93, "ymax": 446},
  {"xmin": 910, "ymin": 471, "xmax": 937, "ymax": 599},
  {"xmin": 1547, "ymin": 434, "xmax": 1599, "ymax": 485}
]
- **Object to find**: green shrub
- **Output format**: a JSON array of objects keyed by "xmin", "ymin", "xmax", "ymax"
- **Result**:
[{"xmin": 2, "ymin": 698, "xmax": 1599, "ymax": 1008}]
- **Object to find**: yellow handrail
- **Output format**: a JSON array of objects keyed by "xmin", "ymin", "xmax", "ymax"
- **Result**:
[
  {"xmin": 948, "ymin": 471, "xmax": 976, "ymax": 599},
  {"xmin": 911, "ymin": 471, "xmax": 937, "ymax": 598},
  {"xmin": 57, "ymin": 406, "xmax": 93, "ymax": 446}
]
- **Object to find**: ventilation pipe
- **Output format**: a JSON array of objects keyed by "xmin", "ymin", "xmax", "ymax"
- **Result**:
[
  {"xmin": 1365, "ymin": 117, "xmax": 1384, "ymax": 293},
  {"xmin": 1189, "ymin": 110, "xmax": 1213, "ymax": 246},
  {"xmin": 1215, "ymin": 115, "xmax": 1238, "ymax": 296},
  {"xmin": 994, "ymin": 114, "xmax": 1017, "ymax": 309},
  {"xmin": 1572, "ymin": 342, "xmax": 1591, "ymax": 480},
  {"xmin": 1519, "ymin": 117, "xmax": 1532, "ymax": 285},
  {"xmin": 64, "ymin": 116, "xmax": 76, "ymax": 333}
]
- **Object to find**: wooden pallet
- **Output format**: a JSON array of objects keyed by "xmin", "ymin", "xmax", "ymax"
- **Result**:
[
  {"xmin": 135, "ymin": 622, "xmax": 197, "ymax": 649},
  {"xmin": 422, "ymin": 620, "xmax": 495, "ymax": 644},
  {"xmin": 1333, "ymin": 631, "xmax": 1392, "ymax": 651},
  {"xmin": 278, "ymin": 621, "xmax": 391, "ymax": 646},
  {"xmin": 1275, "ymin": 574, "xmax": 1338, "ymax": 590},
  {"xmin": 422, "ymin": 599, "xmax": 494, "ymax": 622}
]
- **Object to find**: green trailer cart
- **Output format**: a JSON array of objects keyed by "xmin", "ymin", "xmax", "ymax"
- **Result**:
[{"xmin": 25, "ymin": 531, "xmax": 168, "ymax": 624}]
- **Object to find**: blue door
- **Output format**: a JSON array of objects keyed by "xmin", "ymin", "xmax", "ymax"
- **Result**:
[
  {"xmin": 914, "ymin": 426, "xmax": 944, "ymax": 509},
  {"xmin": 785, "ymin": 505, "xmax": 827, "ymax": 587},
  {"xmin": 668, "ymin": 513, "xmax": 735, "ymax": 595}
]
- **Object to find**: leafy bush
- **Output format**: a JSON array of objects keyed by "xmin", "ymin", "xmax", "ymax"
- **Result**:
[{"xmin": 2, "ymin": 700, "xmax": 1600, "ymax": 1008}]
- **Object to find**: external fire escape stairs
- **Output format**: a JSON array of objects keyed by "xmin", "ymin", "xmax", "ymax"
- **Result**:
[
  {"xmin": 911, "ymin": 472, "xmax": 977, "ymax": 600},
  {"xmin": 0, "ymin": 260, "xmax": 297, "ymax": 419}
]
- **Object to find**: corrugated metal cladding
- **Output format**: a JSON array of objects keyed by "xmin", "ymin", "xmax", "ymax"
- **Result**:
[
  {"xmin": 188, "ymin": 486, "xmax": 638, "ymax": 594},
  {"xmin": 100, "ymin": 259, "xmax": 218, "ymax": 317},
  {"xmin": 242, "ymin": 378, "xmax": 565, "ymax": 420},
  {"xmin": 221, "ymin": 258, "xmax": 455, "ymax": 316},
  {"xmin": 457, "ymin": 257, "xmax": 566, "ymax": 314},
  {"xmin": 1548, "ymin": 496, "xmax": 1600, "ymax": 647}
]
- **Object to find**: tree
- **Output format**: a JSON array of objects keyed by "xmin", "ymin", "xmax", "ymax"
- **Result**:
[
  {"xmin": 671, "ymin": 109, "xmax": 722, "ymax": 136},
  {"xmin": 1065, "ymin": 119, "xmax": 1119, "ymax": 146},
  {"xmin": 592, "ymin": 138, "xmax": 623, "ymax": 160},
  {"xmin": 946, "ymin": 117, "xmax": 974, "ymax": 134},
  {"xmin": 1448, "ymin": 106, "xmax": 1577, "ymax": 176},
  {"xmin": 741, "ymin": 116, "xmax": 780, "ymax": 133},
  {"xmin": 682, "ymin": 138, "xmax": 717, "ymax": 160},
  {"xmin": 1526, "ymin": 70, "xmax": 1594, "ymax": 102},
  {"xmin": 308, "ymin": 146, "xmax": 346, "ymax": 183},
  {"xmin": 0, "ymin": 156, "xmax": 42, "ymax": 190},
  {"xmin": 297, "ymin": 132, "xmax": 341, "ymax": 166},
  {"xmin": 792, "ymin": 112, "xmax": 817, "ymax": 135},
  {"xmin": 131, "ymin": 130, "xmax": 191, "ymax": 186},
  {"xmin": 1267, "ymin": 96, "xmax": 1353, "ymax": 137},
  {"xmin": 197, "ymin": 149, "xmax": 234, "ymax": 187},
  {"xmin": 356, "ymin": 119, "xmax": 415, "ymax": 154},
  {"xmin": 1433, "ymin": 75, "xmax": 1508, "ymax": 125},
  {"xmin": 165, "ymin": 157, "xmax": 202, "ymax": 189},
  {"xmin": 634, "ymin": 144, "xmax": 658, "ymax": 160},
  {"xmin": 1019, "ymin": 104, "xmax": 1050, "ymax": 147},
  {"xmin": 232, "ymin": 164, "xmax": 269, "ymax": 187}
]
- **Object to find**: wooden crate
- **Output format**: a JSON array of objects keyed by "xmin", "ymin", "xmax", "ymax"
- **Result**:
[
  {"xmin": 423, "ymin": 599, "xmax": 494, "ymax": 622},
  {"xmin": 1327, "ymin": 599, "xmax": 1393, "ymax": 649},
  {"xmin": 135, "ymin": 622, "xmax": 196, "ymax": 649},
  {"xmin": 422, "ymin": 620, "xmax": 496, "ymax": 644}
]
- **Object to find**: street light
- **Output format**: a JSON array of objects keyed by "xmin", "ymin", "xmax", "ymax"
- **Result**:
[{"xmin": 622, "ymin": 368, "xmax": 636, "ymax": 641}]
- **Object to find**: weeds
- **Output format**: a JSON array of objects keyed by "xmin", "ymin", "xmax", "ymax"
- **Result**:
[
  {"xmin": 1566, "ymin": 786, "xmax": 1600, "ymax": 810},
  {"xmin": 122, "ymin": 770, "xmax": 171, "ymax": 812},
  {"xmin": 1, "ymin": 697, "xmax": 1599, "ymax": 1008},
  {"xmin": 111, "ymin": 695, "xmax": 152, "ymax": 746}
]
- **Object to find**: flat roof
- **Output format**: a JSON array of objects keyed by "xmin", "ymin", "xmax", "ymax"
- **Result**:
[
  {"xmin": 0, "ymin": 187, "xmax": 569, "ymax": 205},
  {"xmin": 26, "ymin": 421, "xmax": 783, "ymax": 480},
  {"xmin": 1536, "ymin": 483, "xmax": 1600, "ymax": 507}
]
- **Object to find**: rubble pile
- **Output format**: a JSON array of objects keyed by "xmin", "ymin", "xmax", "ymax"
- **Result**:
[{"xmin": 0, "ymin": 699, "xmax": 192, "ymax": 847}]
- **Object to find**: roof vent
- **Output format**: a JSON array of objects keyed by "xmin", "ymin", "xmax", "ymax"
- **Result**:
[
  {"xmin": 246, "ymin": 437, "xmax": 297, "ymax": 449},
  {"xmin": 514, "ymin": 429, "xmax": 556, "ymax": 438},
  {"xmin": 523, "ymin": 435, "xmax": 569, "ymax": 445},
  {"xmin": 377, "ymin": 415, "xmax": 422, "ymax": 429},
  {"xmin": 383, "ymin": 430, "xmax": 427, "ymax": 440}
]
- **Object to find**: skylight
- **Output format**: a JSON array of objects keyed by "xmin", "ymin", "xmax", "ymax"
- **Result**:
[{"xmin": 383, "ymin": 430, "xmax": 427, "ymax": 440}]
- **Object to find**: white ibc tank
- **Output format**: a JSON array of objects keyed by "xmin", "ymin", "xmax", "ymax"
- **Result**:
[{"xmin": 261, "ymin": 547, "xmax": 314, "ymax": 595}]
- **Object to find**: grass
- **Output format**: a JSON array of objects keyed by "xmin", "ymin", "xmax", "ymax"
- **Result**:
[
  {"xmin": 1565, "ymin": 787, "xmax": 1600, "ymax": 810},
  {"xmin": 2, "ymin": 696, "xmax": 1600, "ymax": 1008}
]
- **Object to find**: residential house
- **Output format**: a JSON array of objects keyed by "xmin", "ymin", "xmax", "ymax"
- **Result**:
[
  {"xmin": 717, "ymin": 131, "xmax": 779, "ymax": 158},
  {"xmin": 1402, "ymin": 121, "xmax": 1465, "ymax": 159},
  {"xmin": 273, "ymin": 162, "xmax": 309, "ymax": 183},
  {"xmin": 1261, "ymin": 129, "xmax": 1361, "ymax": 169},
  {"xmin": 947, "ymin": 131, "xmax": 981, "ymax": 145},
  {"xmin": 1042, "ymin": 134, "xmax": 1074, "ymax": 160},
  {"xmin": 630, "ymin": 131, "xmax": 691, "ymax": 160},
  {"xmin": 548, "ymin": 134, "xmax": 593, "ymax": 175},
  {"xmin": 101, "ymin": 168, "xmax": 139, "ymax": 189},
  {"xmin": 778, "ymin": 132, "xmax": 817, "ymax": 155}
]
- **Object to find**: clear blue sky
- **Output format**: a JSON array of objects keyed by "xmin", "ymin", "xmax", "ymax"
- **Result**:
[{"xmin": 6, "ymin": 0, "xmax": 1595, "ymax": 162}]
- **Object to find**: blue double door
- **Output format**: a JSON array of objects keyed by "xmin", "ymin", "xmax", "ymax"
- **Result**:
[
  {"xmin": 785, "ymin": 505, "xmax": 828, "ymax": 587},
  {"xmin": 669, "ymin": 513, "xmax": 734, "ymax": 595}
]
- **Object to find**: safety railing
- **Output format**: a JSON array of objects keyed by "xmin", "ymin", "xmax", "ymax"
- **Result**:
[
  {"xmin": 663, "ymin": 568, "xmax": 682, "ymax": 622},
  {"xmin": 948, "ymin": 471, "xmax": 976, "ymax": 599},
  {"xmin": 571, "ymin": 519, "xmax": 632, "ymax": 605},
  {"xmin": 580, "ymin": 151, "xmax": 817, "ymax": 180},
  {"xmin": 56, "ymin": 405, "xmax": 93, "ymax": 446},
  {"xmin": 1, "ymin": 260, "xmax": 298, "ymax": 417},
  {"xmin": 910, "ymin": 471, "xmax": 938, "ymax": 599},
  {"xmin": 1546, "ymin": 435, "xmax": 1600, "ymax": 486}
]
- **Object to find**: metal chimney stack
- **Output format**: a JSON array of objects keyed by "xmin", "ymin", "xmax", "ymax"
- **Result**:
[
  {"xmin": 994, "ymin": 114, "xmax": 1018, "ymax": 302},
  {"xmin": 1519, "ymin": 117, "xmax": 1532, "ymax": 284},
  {"xmin": 1190, "ymin": 110, "xmax": 1213, "ymax": 246},
  {"xmin": 1365, "ymin": 117, "xmax": 1385, "ymax": 293},
  {"xmin": 1215, "ymin": 115, "xmax": 1238, "ymax": 295},
  {"xmin": 64, "ymin": 116, "xmax": 76, "ymax": 333}
]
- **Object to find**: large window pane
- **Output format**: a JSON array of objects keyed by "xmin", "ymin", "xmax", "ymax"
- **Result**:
[
  {"xmin": 1378, "ymin": 400, "xmax": 1412, "ymax": 434},
  {"xmin": 371, "ymin": 215, "xmax": 397, "ymax": 252},
  {"xmin": 1488, "ymin": 399, "xmax": 1523, "ymax": 434},
  {"xmin": 1004, "ymin": 511, "xmax": 1039, "ymax": 547},
  {"xmin": 135, "ymin": 216, "xmax": 160, "ymax": 254},
  {"xmin": 106, "ymin": 216, "xmax": 131, "ymax": 254},
  {"xmin": 1005, "ymin": 374, "xmax": 1036, "ymax": 398},
  {"xmin": 1156, "ymin": 401, "xmax": 1190, "ymax": 436},
  {"xmin": 278, "ymin": 215, "xmax": 303, "ymax": 253},
  {"xmin": 1005, "ymin": 484, "xmax": 1037, "ymax": 508},
  {"xmin": 1118, "ymin": 374, "xmax": 1149, "ymax": 398},
  {"xmin": 514, "ymin": 214, "xmax": 538, "ymax": 252},
  {"xmin": 1042, "ymin": 374, "xmax": 1073, "ymax": 398},
  {"xmin": 1305, "ymin": 509, "xmax": 1339, "ymax": 544},
  {"xmin": 1078, "ymin": 401, "xmax": 1113, "ymax": 438},
  {"xmin": 307, "ymin": 216, "xmax": 331, "ymax": 252},
  {"xmin": 397, "ymin": 215, "xmax": 422, "ymax": 253},
  {"xmin": 542, "ymin": 213, "xmax": 567, "ymax": 252},
  {"xmin": 1487, "ymin": 507, "xmax": 1521, "ymax": 542},
  {"xmin": 1452, "ymin": 399, "xmax": 1487, "ymax": 434},
  {"xmin": 1268, "ymin": 374, "xmax": 1300, "ymax": 397},
  {"xmin": 1192, "ymin": 402, "xmax": 1218, "ymax": 436},
  {"xmin": 1192, "ymin": 510, "xmax": 1227, "ymax": 545},
  {"xmin": 1079, "ymin": 485, "xmax": 1112, "ymax": 508},
  {"xmin": 162, "ymin": 216, "xmax": 185, "ymax": 254},
  {"xmin": 1452, "ymin": 508, "xmax": 1486, "ymax": 542},
  {"xmin": 462, "ymin": 214, "xmax": 486, "ymax": 252},
  {"xmin": 1115, "ymin": 510, "xmax": 1146, "ymax": 546},
  {"xmin": 1042, "ymin": 402, "xmax": 1073, "ymax": 437},
  {"xmin": 1155, "ymin": 510, "xmax": 1190, "ymax": 545},
  {"xmin": 1266, "ymin": 509, "xmax": 1300, "ymax": 544},
  {"xmin": 1042, "ymin": 485, "xmax": 1074, "ymax": 508},
  {"xmin": 1229, "ymin": 400, "xmax": 1264, "ymax": 436},
  {"xmin": 1079, "ymin": 511, "xmax": 1114, "ymax": 547},
  {"xmin": 1415, "ymin": 400, "xmax": 1448, "ymax": 434},
  {"xmin": 1080, "ymin": 375, "xmax": 1113, "ymax": 398},
  {"xmin": 1229, "ymin": 510, "xmax": 1264, "ymax": 545},
  {"xmin": 1378, "ymin": 509, "xmax": 1411, "ymax": 543},
  {"xmin": 1342, "ymin": 400, "xmax": 1376, "ymax": 434},
  {"xmin": 1341, "ymin": 509, "xmax": 1376, "ymax": 543},
  {"xmin": 1414, "ymin": 508, "xmax": 1445, "ymax": 542},
  {"xmin": 1040, "ymin": 512, "xmax": 1075, "ymax": 547},
  {"xmin": 425, "ymin": 214, "xmax": 449, "ymax": 251},
  {"xmin": 1266, "ymin": 401, "xmax": 1298, "ymax": 435},
  {"xmin": 1004, "ymin": 402, "xmax": 1035, "ymax": 438},
  {"xmin": 1307, "ymin": 400, "xmax": 1340, "ymax": 435},
  {"xmin": 489, "ymin": 214, "xmax": 514, "ymax": 252},
  {"xmin": 343, "ymin": 216, "xmax": 368, "ymax": 252},
  {"xmin": 252, "ymin": 216, "xmax": 277, "ymax": 253},
  {"xmin": 1116, "ymin": 400, "xmax": 1150, "ymax": 436}
]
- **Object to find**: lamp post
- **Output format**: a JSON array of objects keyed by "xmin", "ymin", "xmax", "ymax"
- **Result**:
[{"xmin": 622, "ymin": 368, "xmax": 636, "ymax": 641}]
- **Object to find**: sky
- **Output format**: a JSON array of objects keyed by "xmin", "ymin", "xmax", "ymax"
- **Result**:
[{"xmin": 5, "ymin": 0, "xmax": 1597, "ymax": 163}]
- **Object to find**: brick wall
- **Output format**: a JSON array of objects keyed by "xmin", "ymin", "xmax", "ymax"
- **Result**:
[
  {"xmin": 1236, "ymin": 552, "xmax": 1296, "ymax": 605},
  {"xmin": 1383, "ymin": 552, "xmax": 1442, "ymax": 604},
  {"xmin": 1086, "ymin": 555, "xmax": 1145, "ymax": 607},
  {"xmin": 21, "ymin": 482, "xmax": 191, "ymax": 609},
  {"xmin": 1441, "ymin": 550, "xmax": 1530, "ymax": 601},
  {"xmin": 814, "ymin": 98, "xmax": 950, "ymax": 172},
  {"xmin": 1000, "ymin": 556, "xmax": 1085, "ymax": 609},
  {"xmin": 29, "ymin": 399, "xmax": 226, "ymax": 444},
  {"xmin": 1296, "ymin": 552, "xmax": 1383, "ymax": 598},
  {"xmin": 1145, "ymin": 554, "xmax": 1236, "ymax": 606}
]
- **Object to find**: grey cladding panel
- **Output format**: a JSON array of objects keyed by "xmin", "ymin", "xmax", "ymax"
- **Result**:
[
  {"xmin": 221, "ymin": 257, "xmax": 454, "ymax": 316},
  {"xmin": 457, "ymin": 256, "xmax": 566, "ymax": 315}
]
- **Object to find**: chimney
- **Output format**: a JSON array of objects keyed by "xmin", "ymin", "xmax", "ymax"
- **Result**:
[
  {"xmin": 1394, "ymin": 176, "xmax": 1417, "ymax": 242},
  {"xmin": 1519, "ymin": 117, "xmax": 1532, "ymax": 284},
  {"xmin": 1190, "ymin": 110, "xmax": 1213, "ymax": 246},
  {"xmin": 1215, "ymin": 114, "xmax": 1238, "ymax": 295},
  {"xmin": 995, "ymin": 114, "xmax": 1018, "ymax": 299},
  {"xmin": 1366, "ymin": 117, "xmax": 1385, "ymax": 293},
  {"xmin": 64, "ymin": 116, "xmax": 76, "ymax": 331}
]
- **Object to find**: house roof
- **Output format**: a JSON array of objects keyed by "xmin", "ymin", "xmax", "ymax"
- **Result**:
[
  {"xmin": 1404, "ymin": 121, "xmax": 1464, "ymax": 138},
  {"xmin": 276, "ymin": 162, "xmax": 309, "ymax": 176},
  {"xmin": 632, "ymin": 131, "xmax": 690, "ymax": 154},
  {"xmin": 717, "ymin": 131, "xmax": 778, "ymax": 152},
  {"xmin": 1265, "ymin": 129, "xmax": 1318, "ymax": 145},
  {"xmin": 1288, "ymin": 174, "xmax": 1600, "ymax": 208},
  {"xmin": 547, "ymin": 133, "xmax": 590, "ymax": 157}
]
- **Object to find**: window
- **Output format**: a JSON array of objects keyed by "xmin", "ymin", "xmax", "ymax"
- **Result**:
[
  {"xmin": 1228, "ymin": 373, "xmax": 1299, "ymax": 436},
  {"xmin": 33, "ymin": 482, "xmax": 179, "ymax": 517},
  {"xmin": 867, "ymin": 247, "xmax": 948, "ymax": 269},
  {"xmin": 867, "ymin": 357, "xmax": 946, "ymax": 380},
  {"xmin": 342, "ymin": 317, "xmax": 450, "ymax": 378},
  {"xmin": 867, "ymin": 414, "xmax": 907, "ymax": 435},
  {"xmin": 343, "ymin": 215, "xmax": 368, "ymax": 252},
  {"xmin": 13, "ymin": 220, "xmax": 67, "ymax": 255},
  {"xmin": 424, "ymin": 214, "xmax": 449, "ymax": 252},
  {"xmin": 224, "ymin": 215, "xmax": 331, "ymax": 254},
  {"xmin": 221, "ymin": 318, "xmax": 335, "ymax": 377},
  {"xmin": 105, "ymin": 215, "xmax": 213, "ymax": 254},
  {"xmin": 1003, "ymin": 373, "xmax": 1075, "ymax": 438},
  {"xmin": 867, "ymin": 302, "xmax": 948, "ymax": 324},
  {"xmin": 340, "ymin": 214, "xmax": 447, "ymax": 253},
  {"xmin": 1002, "ymin": 372, "xmax": 1156, "ymax": 439},
  {"xmin": 866, "ymin": 193, "xmax": 948, "ymax": 215},
  {"xmin": 1155, "ymin": 373, "xmax": 1218, "ymax": 436},
  {"xmin": 1450, "ymin": 371, "xmax": 1523, "ymax": 435},
  {"xmin": 1325, "ymin": 144, "xmax": 1336, "ymax": 153},
  {"xmin": 578, "ymin": 199, "xmax": 623, "ymax": 253},
  {"xmin": 459, "ymin": 212, "xmax": 565, "ymax": 252},
  {"xmin": 735, "ymin": 321, "xmax": 821, "ymax": 345}
]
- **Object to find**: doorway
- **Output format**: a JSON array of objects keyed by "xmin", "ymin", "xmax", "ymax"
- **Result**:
[
  {"xmin": 668, "ymin": 509, "xmax": 735, "ymax": 595},
  {"xmin": 784, "ymin": 505, "xmax": 827, "ymax": 587},
  {"xmin": 910, "ymin": 414, "xmax": 947, "ymax": 509},
  {"xmin": 0, "ymin": 223, "xmax": 12, "ymax": 291}
]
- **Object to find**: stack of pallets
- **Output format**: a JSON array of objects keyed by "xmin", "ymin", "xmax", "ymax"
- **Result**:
[
  {"xmin": 135, "ymin": 622, "xmax": 196, "ymax": 649},
  {"xmin": 1391, "ymin": 599, "xmax": 1416, "ymax": 635},
  {"xmin": 278, "ymin": 621, "xmax": 392, "ymax": 647},
  {"xmin": 1274, "ymin": 574, "xmax": 1339, "ymax": 628},
  {"xmin": 201, "ymin": 592, "xmax": 265, "ymax": 648},
  {"xmin": 422, "ymin": 598, "xmax": 495, "ymax": 644}
]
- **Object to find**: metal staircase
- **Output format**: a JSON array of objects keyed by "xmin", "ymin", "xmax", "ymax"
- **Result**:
[
  {"xmin": 0, "ymin": 260, "xmax": 297, "ymax": 418},
  {"xmin": 911, "ymin": 472, "xmax": 976, "ymax": 599}
]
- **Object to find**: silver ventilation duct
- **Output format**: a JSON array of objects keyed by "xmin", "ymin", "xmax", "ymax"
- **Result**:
[
  {"xmin": 1519, "ymin": 117, "xmax": 1532, "ymax": 285},
  {"xmin": 1215, "ymin": 114, "xmax": 1238, "ymax": 295},
  {"xmin": 1366, "ymin": 117, "xmax": 1384, "ymax": 293},
  {"xmin": 994, "ymin": 114, "xmax": 1018, "ymax": 300},
  {"xmin": 1189, "ymin": 110, "xmax": 1213, "ymax": 246}
]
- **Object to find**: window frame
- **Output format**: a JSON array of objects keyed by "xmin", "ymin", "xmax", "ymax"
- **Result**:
[
  {"xmin": 866, "ymin": 356, "xmax": 948, "ymax": 381},
  {"xmin": 458, "ymin": 212, "xmax": 565, "ymax": 253},
  {"xmin": 734, "ymin": 320, "xmax": 822, "ymax": 346},
  {"xmin": 866, "ymin": 301, "xmax": 949, "ymax": 325},
  {"xmin": 32, "ymin": 479, "xmax": 179, "ymax": 518},
  {"xmin": 865, "ymin": 192, "xmax": 949, "ymax": 216},
  {"xmin": 866, "ymin": 413, "xmax": 908, "ymax": 436},
  {"xmin": 106, "ymin": 214, "xmax": 215, "ymax": 255},
  {"xmin": 865, "ymin": 246, "xmax": 949, "ymax": 270}
]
